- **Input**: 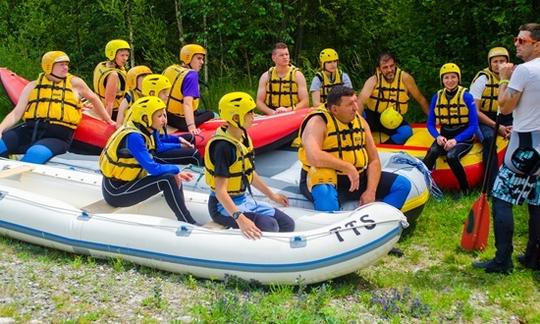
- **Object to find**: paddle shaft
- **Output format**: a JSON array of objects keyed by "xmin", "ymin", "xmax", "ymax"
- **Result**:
[{"xmin": 480, "ymin": 114, "xmax": 501, "ymax": 194}]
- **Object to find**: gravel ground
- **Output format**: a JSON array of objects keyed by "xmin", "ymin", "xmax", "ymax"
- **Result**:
[{"xmin": 0, "ymin": 239, "xmax": 204, "ymax": 322}]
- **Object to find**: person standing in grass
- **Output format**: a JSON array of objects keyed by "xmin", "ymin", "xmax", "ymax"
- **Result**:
[
  {"xmin": 204, "ymin": 92, "xmax": 294, "ymax": 239},
  {"xmin": 422, "ymin": 63, "xmax": 479, "ymax": 198},
  {"xmin": 298, "ymin": 85, "xmax": 411, "ymax": 212},
  {"xmin": 470, "ymin": 47, "xmax": 513, "ymax": 190},
  {"xmin": 474, "ymin": 23, "xmax": 540, "ymax": 273},
  {"xmin": 0, "ymin": 51, "xmax": 114, "ymax": 164},
  {"xmin": 310, "ymin": 48, "xmax": 353, "ymax": 108},
  {"xmin": 163, "ymin": 44, "xmax": 214, "ymax": 135},
  {"xmin": 357, "ymin": 53, "xmax": 429, "ymax": 144},
  {"xmin": 93, "ymin": 39, "xmax": 131, "ymax": 120},
  {"xmin": 256, "ymin": 42, "xmax": 309, "ymax": 115}
]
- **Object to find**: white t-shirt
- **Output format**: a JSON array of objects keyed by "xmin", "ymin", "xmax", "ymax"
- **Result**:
[
  {"xmin": 509, "ymin": 57, "xmax": 540, "ymax": 132},
  {"xmin": 469, "ymin": 74, "xmax": 488, "ymax": 100}
]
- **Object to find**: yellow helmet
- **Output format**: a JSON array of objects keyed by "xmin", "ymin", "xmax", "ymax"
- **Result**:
[
  {"xmin": 180, "ymin": 44, "xmax": 206, "ymax": 65},
  {"xmin": 439, "ymin": 63, "xmax": 461, "ymax": 85},
  {"xmin": 127, "ymin": 65, "xmax": 152, "ymax": 90},
  {"xmin": 105, "ymin": 39, "xmax": 131, "ymax": 61},
  {"xmin": 141, "ymin": 74, "xmax": 172, "ymax": 96},
  {"xmin": 380, "ymin": 107, "xmax": 403, "ymax": 130},
  {"xmin": 219, "ymin": 92, "xmax": 256, "ymax": 128},
  {"xmin": 319, "ymin": 48, "xmax": 339, "ymax": 69},
  {"xmin": 130, "ymin": 96, "xmax": 166, "ymax": 128},
  {"xmin": 487, "ymin": 47, "xmax": 509, "ymax": 65},
  {"xmin": 41, "ymin": 51, "xmax": 70, "ymax": 75}
]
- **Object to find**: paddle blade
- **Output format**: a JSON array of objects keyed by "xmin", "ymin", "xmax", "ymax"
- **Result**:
[{"xmin": 461, "ymin": 193, "xmax": 490, "ymax": 251}]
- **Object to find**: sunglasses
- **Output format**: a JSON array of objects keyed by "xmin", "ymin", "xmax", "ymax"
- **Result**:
[{"xmin": 514, "ymin": 37, "xmax": 538, "ymax": 45}]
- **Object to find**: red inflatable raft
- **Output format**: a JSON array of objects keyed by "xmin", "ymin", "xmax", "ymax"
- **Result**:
[{"xmin": 0, "ymin": 67, "xmax": 307, "ymax": 155}]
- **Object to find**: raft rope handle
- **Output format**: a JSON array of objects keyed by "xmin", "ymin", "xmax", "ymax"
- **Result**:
[
  {"xmin": 389, "ymin": 152, "xmax": 443, "ymax": 200},
  {"xmin": 183, "ymin": 164, "xmax": 205, "ymax": 188},
  {"xmin": 6, "ymin": 194, "xmax": 405, "ymax": 241}
]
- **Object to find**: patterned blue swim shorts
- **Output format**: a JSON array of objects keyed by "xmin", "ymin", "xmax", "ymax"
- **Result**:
[{"xmin": 492, "ymin": 165, "xmax": 540, "ymax": 206}]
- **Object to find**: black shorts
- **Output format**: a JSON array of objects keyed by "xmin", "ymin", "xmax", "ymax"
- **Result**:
[{"xmin": 1, "ymin": 120, "xmax": 74, "ymax": 156}]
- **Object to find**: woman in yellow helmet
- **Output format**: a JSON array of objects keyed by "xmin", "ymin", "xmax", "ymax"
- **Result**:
[
  {"xmin": 93, "ymin": 39, "xmax": 131, "ymax": 120},
  {"xmin": 142, "ymin": 74, "xmax": 202, "ymax": 166},
  {"xmin": 423, "ymin": 63, "xmax": 480, "ymax": 197},
  {"xmin": 310, "ymin": 48, "xmax": 353, "ymax": 107},
  {"xmin": 115, "ymin": 65, "xmax": 153, "ymax": 125},
  {"xmin": 204, "ymin": 92, "xmax": 294, "ymax": 239},
  {"xmin": 470, "ymin": 47, "xmax": 513, "ymax": 190},
  {"xmin": 0, "ymin": 51, "xmax": 114, "ymax": 164},
  {"xmin": 100, "ymin": 96, "xmax": 197, "ymax": 224}
]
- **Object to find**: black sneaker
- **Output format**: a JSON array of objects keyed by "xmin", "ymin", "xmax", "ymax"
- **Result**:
[
  {"xmin": 473, "ymin": 259, "xmax": 513, "ymax": 274},
  {"xmin": 388, "ymin": 247, "xmax": 404, "ymax": 257},
  {"xmin": 451, "ymin": 192, "xmax": 463, "ymax": 201},
  {"xmin": 517, "ymin": 254, "xmax": 540, "ymax": 270}
]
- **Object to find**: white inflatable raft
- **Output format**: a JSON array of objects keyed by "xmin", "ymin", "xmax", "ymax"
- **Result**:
[
  {"xmin": 48, "ymin": 150, "xmax": 434, "ymax": 222},
  {"xmin": 0, "ymin": 158, "xmax": 408, "ymax": 285}
]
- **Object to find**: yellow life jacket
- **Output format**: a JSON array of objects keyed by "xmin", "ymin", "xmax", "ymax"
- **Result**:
[
  {"xmin": 366, "ymin": 67, "xmax": 409, "ymax": 114},
  {"xmin": 265, "ymin": 65, "xmax": 299, "ymax": 110},
  {"xmin": 298, "ymin": 109, "xmax": 368, "ymax": 187},
  {"xmin": 204, "ymin": 126, "xmax": 255, "ymax": 195},
  {"xmin": 23, "ymin": 73, "xmax": 82, "ymax": 129},
  {"xmin": 122, "ymin": 89, "xmax": 144, "ymax": 123},
  {"xmin": 93, "ymin": 61, "xmax": 127, "ymax": 112},
  {"xmin": 99, "ymin": 122, "xmax": 156, "ymax": 182},
  {"xmin": 435, "ymin": 86, "xmax": 469, "ymax": 126},
  {"xmin": 472, "ymin": 68, "xmax": 500, "ymax": 113},
  {"xmin": 316, "ymin": 70, "xmax": 343, "ymax": 105},
  {"xmin": 127, "ymin": 88, "xmax": 143, "ymax": 103},
  {"xmin": 162, "ymin": 64, "xmax": 200, "ymax": 117}
]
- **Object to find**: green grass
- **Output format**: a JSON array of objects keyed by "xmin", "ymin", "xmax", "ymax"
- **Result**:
[{"xmin": 1, "ymin": 193, "xmax": 540, "ymax": 322}]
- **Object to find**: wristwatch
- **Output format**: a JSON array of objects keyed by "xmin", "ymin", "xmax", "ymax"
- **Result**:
[{"xmin": 232, "ymin": 211, "xmax": 242, "ymax": 220}]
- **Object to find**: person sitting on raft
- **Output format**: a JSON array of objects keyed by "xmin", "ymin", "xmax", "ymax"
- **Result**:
[
  {"xmin": 0, "ymin": 51, "xmax": 114, "ymax": 164},
  {"xmin": 116, "ymin": 65, "xmax": 153, "ymax": 125},
  {"xmin": 204, "ymin": 92, "xmax": 295, "ymax": 239},
  {"xmin": 100, "ymin": 96, "xmax": 197, "ymax": 224},
  {"xmin": 93, "ymin": 39, "xmax": 130, "ymax": 120},
  {"xmin": 423, "ymin": 63, "xmax": 480, "ymax": 196},
  {"xmin": 163, "ymin": 44, "xmax": 215, "ymax": 134},
  {"xmin": 298, "ymin": 85, "xmax": 412, "ymax": 212},
  {"xmin": 310, "ymin": 48, "xmax": 353, "ymax": 108},
  {"xmin": 140, "ymin": 74, "xmax": 201, "ymax": 166},
  {"xmin": 357, "ymin": 52, "xmax": 429, "ymax": 144}
]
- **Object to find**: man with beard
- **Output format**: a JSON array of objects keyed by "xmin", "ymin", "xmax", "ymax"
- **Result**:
[{"xmin": 357, "ymin": 53, "xmax": 429, "ymax": 144}]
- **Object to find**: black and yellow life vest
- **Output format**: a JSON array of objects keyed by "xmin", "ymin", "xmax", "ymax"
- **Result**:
[
  {"xmin": 23, "ymin": 73, "xmax": 82, "ymax": 129},
  {"xmin": 471, "ymin": 68, "xmax": 500, "ymax": 114},
  {"xmin": 93, "ymin": 61, "xmax": 127, "ymax": 112},
  {"xmin": 162, "ymin": 64, "xmax": 200, "ymax": 117},
  {"xmin": 122, "ymin": 89, "xmax": 144, "ymax": 123},
  {"xmin": 435, "ymin": 86, "xmax": 469, "ymax": 126},
  {"xmin": 265, "ymin": 65, "xmax": 299, "ymax": 110},
  {"xmin": 204, "ymin": 126, "xmax": 255, "ymax": 195},
  {"xmin": 366, "ymin": 67, "xmax": 409, "ymax": 115},
  {"xmin": 99, "ymin": 122, "xmax": 156, "ymax": 182},
  {"xmin": 298, "ymin": 109, "xmax": 369, "ymax": 182},
  {"xmin": 316, "ymin": 70, "xmax": 344, "ymax": 105},
  {"xmin": 127, "ymin": 88, "xmax": 143, "ymax": 103}
]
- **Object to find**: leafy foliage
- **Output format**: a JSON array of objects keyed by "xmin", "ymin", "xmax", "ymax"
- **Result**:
[{"xmin": 0, "ymin": 0, "xmax": 538, "ymax": 113}]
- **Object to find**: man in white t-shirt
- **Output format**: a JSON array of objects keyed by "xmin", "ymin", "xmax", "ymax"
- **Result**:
[
  {"xmin": 469, "ymin": 47, "xmax": 513, "ymax": 189},
  {"xmin": 474, "ymin": 23, "xmax": 540, "ymax": 274}
]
